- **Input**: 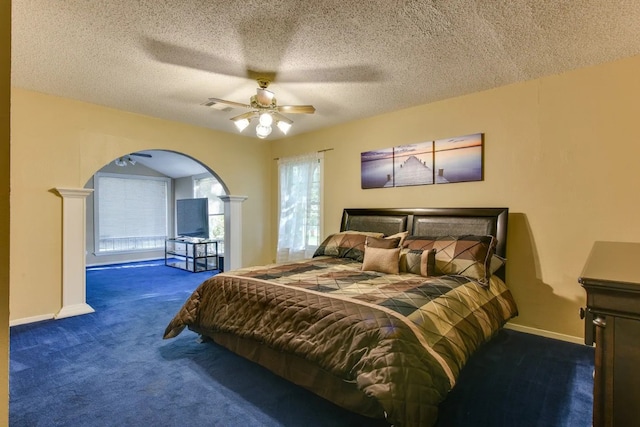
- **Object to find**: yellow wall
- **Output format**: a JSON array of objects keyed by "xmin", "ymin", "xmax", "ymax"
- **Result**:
[
  {"xmin": 272, "ymin": 55, "xmax": 640, "ymax": 340},
  {"xmin": 1, "ymin": 1, "xmax": 10, "ymax": 423},
  {"xmin": 9, "ymin": 52, "xmax": 640, "ymax": 341},
  {"xmin": 10, "ymin": 89, "xmax": 273, "ymax": 321}
]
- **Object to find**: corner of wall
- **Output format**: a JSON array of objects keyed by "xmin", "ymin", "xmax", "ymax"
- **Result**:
[{"xmin": 1, "ymin": 0, "xmax": 11, "ymax": 423}]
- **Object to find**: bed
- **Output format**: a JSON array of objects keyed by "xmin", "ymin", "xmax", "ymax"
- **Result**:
[{"xmin": 164, "ymin": 207, "xmax": 518, "ymax": 426}]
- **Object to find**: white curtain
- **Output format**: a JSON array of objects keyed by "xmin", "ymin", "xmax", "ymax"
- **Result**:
[{"xmin": 277, "ymin": 152, "xmax": 323, "ymax": 263}]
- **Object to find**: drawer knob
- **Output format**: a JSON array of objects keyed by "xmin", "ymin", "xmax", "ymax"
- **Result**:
[{"xmin": 593, "ymin": 316, "xmax": 607, "ymax": 328}]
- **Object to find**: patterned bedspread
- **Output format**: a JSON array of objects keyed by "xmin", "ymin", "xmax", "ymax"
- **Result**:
[{"xmin": 164, "ymin": 256, "xmax": 518, "ymax": 426}]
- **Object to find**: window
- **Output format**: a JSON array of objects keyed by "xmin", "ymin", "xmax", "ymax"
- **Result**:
[
  {"xmin": 277, "ymin": 152, "xmax": 323, "ymax": 262},
  {"xmin": 94, "ymin": 173, "xmax": 170, "ymax": 254},
  {"xmin": 193, "ymin": 175, "xmax": 226, "ymax": 241}
]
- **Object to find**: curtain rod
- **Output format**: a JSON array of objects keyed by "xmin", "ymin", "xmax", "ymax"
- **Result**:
[{"xmin": 273, "ymin": 148, "xmax": 333, "ymax": 160}]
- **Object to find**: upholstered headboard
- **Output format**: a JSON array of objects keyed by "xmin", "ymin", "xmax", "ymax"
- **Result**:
[{"xmin": 340, "ymin": 207, "xmax": 509, "ymax": 279}]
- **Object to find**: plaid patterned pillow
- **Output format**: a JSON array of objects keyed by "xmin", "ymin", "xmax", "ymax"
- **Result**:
[
  {"xmin": 365, "ymin": 236, "xmax": 401, "ymax": 249},
  {"xmin": 385, "ymin": 231, "xmax": 409, "ymax": 246},
  {"xmin": 399, "ymin": 248, "xmax": 437, "ymax": 277},
  {"xmin": 489, "ymin": 254, "xmax": 506, "ymax": 274},
  {"xmin": 403, "ymin": 235, "xmax": 496, "ymax": 286},
  {"xmin": 313, "ymin": 231, "xmax": 385, "ymax": 262}
]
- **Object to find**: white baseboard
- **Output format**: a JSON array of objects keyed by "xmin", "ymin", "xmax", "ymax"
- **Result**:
[
  {"xmin": 10, "ymin": 313, "xmax": 55, "ymax": 327},
  {"xmin": 505, "ymin": 322, "xmax": 584, "ymax": 345},
  {"xmin": 86, "ymin": 256, "xmax": 164, "ymax": 267},
  {"xmin": 11, "ymin": 303, "xmax": 96, "ymax": 326}
]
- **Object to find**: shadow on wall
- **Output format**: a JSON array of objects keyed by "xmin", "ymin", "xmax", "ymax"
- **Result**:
[{"xmin": 506, "ymin": 213, "xmax": 585, "ymax": 339}]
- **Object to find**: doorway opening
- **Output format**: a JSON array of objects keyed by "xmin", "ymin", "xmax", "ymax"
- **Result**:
[{"xmin": 84, "ymin": 150, "xmax": 229, "ymax": 268}]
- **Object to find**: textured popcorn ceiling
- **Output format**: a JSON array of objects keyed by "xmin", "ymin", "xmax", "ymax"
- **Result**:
[{"xmin": 11, "ymin": 0, "xmax": 640, "ymax": 140}]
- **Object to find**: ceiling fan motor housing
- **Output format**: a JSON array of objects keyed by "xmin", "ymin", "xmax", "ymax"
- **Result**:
[{"xmin": 253, "ymin": 88, "xmax": 276, "ymax": 108}]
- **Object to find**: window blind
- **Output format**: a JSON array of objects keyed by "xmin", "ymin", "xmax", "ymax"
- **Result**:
[{"xmin": 95, "ymin": 174, "xmax": 169, "ymax": 253}]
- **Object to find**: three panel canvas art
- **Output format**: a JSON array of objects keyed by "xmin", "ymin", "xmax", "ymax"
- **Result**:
[{"xmin": 361, "ymin": 133, "xmax": 484, "ymax": 189}]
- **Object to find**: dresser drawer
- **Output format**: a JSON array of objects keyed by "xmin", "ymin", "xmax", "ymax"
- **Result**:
[{"xmin": 585, "ymin": 285, "xmax": 640, "ymax": 318}]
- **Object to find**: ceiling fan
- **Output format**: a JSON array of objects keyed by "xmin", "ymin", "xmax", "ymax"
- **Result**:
[
  {"xmin": 203, "ymin": 78, "xmax": 315, "ymax": 138},
  {"xmin": 114, "ymin": 152, "xmax": 152, "ymax": 167}
]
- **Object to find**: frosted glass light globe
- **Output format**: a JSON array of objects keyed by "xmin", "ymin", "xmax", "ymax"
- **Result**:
[
  {"xmin": 256, "ymin": 124, "xmax": 272, "ymax": 138},
  {"xmin": 259, "ymin": 113, "xmax": 273, "ymax": 127}
]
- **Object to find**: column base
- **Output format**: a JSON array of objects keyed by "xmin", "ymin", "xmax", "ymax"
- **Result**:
[{"xmin": 54, "ymin": 303, "xmax": 95, "ymax": 319}]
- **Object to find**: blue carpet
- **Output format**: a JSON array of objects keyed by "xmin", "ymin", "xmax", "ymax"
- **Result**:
[{"xmin": 10, "ymin": 261, "xmax": 593, "ymax": 426}]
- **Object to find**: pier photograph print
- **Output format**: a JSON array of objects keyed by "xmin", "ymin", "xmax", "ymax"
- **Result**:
[{"xmin": 360, "ymin": 133, "xmax": 483, "ymax": 189}]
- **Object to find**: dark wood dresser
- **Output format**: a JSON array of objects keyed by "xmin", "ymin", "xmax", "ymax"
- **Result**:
[{"xmin": 579, "ymin": 241, "xmax": 640, "ymax": 427}]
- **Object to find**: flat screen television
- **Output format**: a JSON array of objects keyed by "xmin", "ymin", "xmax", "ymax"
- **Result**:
[{"xmin": 176, "ymin": 198, "xmax": 209, "ymax": 238}]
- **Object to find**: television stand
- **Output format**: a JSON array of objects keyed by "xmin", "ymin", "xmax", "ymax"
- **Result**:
[{"xmin": 165, "ymin": 238, "xmax": 222, "ymax": 273}]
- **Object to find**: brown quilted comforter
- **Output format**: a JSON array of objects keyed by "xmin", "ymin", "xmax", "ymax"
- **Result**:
[{"xmin": 164, "ymin": 256, "xmax": 518, "ymax": 426}]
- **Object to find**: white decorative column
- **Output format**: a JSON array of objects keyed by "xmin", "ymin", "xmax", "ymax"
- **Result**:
[
  {"xmin": 53, "ymin": 188, "xmax": 95, "ymax": 319},
  {"xmin": 219, "ymin": 195, "xmax": 248, "ymax": 271}
]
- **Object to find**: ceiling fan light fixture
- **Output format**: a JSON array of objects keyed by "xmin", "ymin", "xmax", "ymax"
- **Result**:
[
  {"xmin": 276, "ymin": 120, "xmax": 292, "ymax": 135},
  {"xmin": 115, "ymin": 157, "xmax": 127, "ymax": 167},
  {"xmin": 256, "ymin": 124, "xmax": 272, "ymax": 139},
  {"xmin": 233, "ymin": 118, "xmax": 251, "ymax": 132},
  {"xmin": 259, "ymin": 112, "xmax": 273, "ymax": 127},
  {"xmin": 207, "ymin": 78, "xmax": 314, "ymax": 139}
]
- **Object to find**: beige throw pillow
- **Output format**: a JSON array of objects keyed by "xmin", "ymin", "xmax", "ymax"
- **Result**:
[{"xmin": 362, "ymin": 246, "xmax": 401, "ymax": 274}]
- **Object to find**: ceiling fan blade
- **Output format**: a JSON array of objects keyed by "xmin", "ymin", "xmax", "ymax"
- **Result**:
[
  {"xmin": 144, "ymin": 37, "xmax": 244, "ymax": 77},
  {"xmin": 230, "ymin": 111, "xmax": 259, "ymax": 122},
  {"xmin": 145, "ymin": 37, "xmax": 382, "ymax": 86},
  {"xmin": 238, "ymin": 14, "xmax": 303, "ymax": 82},
  {"xmin": 274, "ymin": 64, "xmax": 383, "ymax": 83},
  {"xmin": 203, "ymin": 98, "xmax": 251, "ymax": 111},
  {"xmin": 130, "ymin": 152, "xmax": 152, "ymax": 158},
  {"xmin": 271, "ymin": 112, "xmax": 293, "ymax": 125},
  {"xmin": 277, "ymin": 105, "xmax": 316, "ymax": 114}
]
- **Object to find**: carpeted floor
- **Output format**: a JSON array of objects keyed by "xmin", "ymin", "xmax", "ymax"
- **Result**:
[{"xmin": 10, "ymin": 260, "xmax": 594, "ymax": 426}]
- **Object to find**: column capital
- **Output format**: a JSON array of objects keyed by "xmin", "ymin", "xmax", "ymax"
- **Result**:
[
  {"xmin": 53, "ymin": 188, "xmax": 94, "ymax": 199},
  {"xmin": 219, "ymin": 195, "xmax": 248, "ymax": 203}
]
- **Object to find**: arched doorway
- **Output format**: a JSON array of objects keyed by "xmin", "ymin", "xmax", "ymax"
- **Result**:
[
  {"xmin": 53, "ymin": 150, "xmax": 247, "ymax": 319},
  {"xmin": 84, "ymin": 150, "xmax": 229, "ymax": 268}
]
